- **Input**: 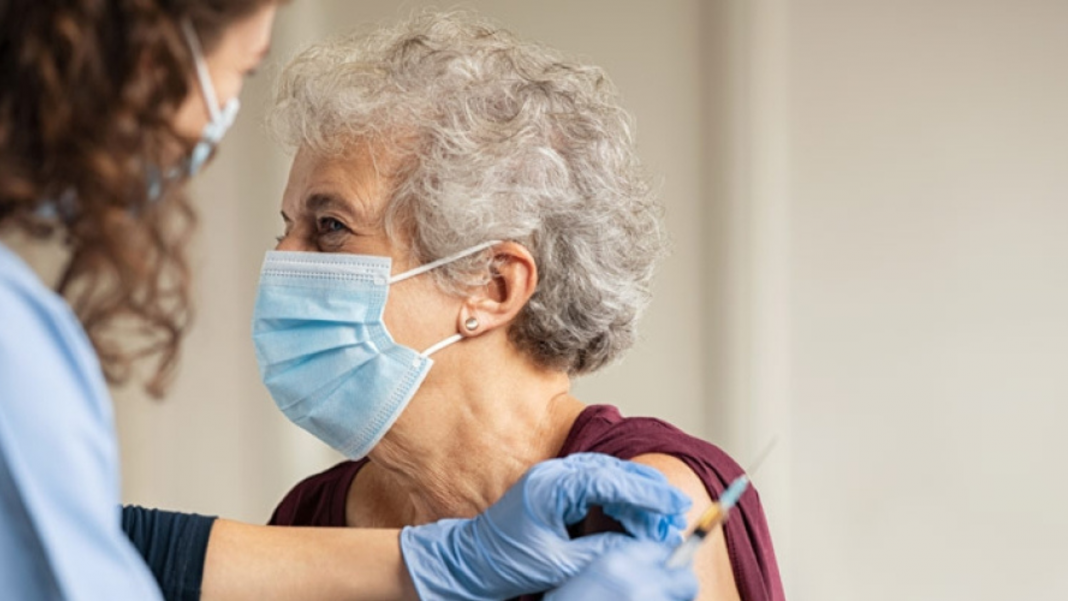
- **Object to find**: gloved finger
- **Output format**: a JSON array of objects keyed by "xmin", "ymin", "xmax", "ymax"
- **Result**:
[
  {"xmin": 562, "ymin": 539, "xmax": 700, "ymax": 601},
  {"xmin": 633, "ymin": 566, "xmax": 700, "ymax": 601},
  {"xmin": 595, "ymin": 541, "xmax": 699, "ymax": 601},
  {"xmin": 555, "ymin": 461, "xmax": 692, "ymax": 525},
  {"xmin": 633, "ymin": 542, "xmax": 700, "ymax": 600},
  {"xmin": 602, "ymin": 502, "xmax": 688, "ymax": 543},
  {"xmin": 660, "ymin": 569, "xmax": 701, "ymax": 601},
  {"xmin": 555, "ymin": 530, "xmax": 639, "ymax": 568}
]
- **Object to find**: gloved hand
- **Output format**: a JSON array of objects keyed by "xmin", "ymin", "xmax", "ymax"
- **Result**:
[
  {"xmin": 400, "ymin": 453, "xmax": 691, "ymax": 600},
  {"xmin": 545, "ymin": 540, "xmax": 699, "ymax": 601}
]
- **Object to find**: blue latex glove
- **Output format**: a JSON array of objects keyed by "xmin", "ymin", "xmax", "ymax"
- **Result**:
[
  {"xmin": 400, "ymin": 453, "xmax": 691, "ymax": 600},
  {"xmin": 546, "ymin": 540, "xmax": 699, "ymax": 601}
]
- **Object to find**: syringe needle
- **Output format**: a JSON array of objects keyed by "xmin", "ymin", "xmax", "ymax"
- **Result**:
[
  {"xmin": 745, "ymin": 437, "xmax": 779, "ymax": 477},
  {"xmin": 663, "ymin": 437, "xmax": 779, "ymax": 568}
]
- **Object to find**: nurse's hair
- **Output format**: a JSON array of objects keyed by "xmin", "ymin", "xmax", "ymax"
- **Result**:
[
  {"xmin": 0, "ymin": 0, "xmax": 279, "ymax": 397},
  {"xmin": 269, "ymin": 10, "xmax": 666, "ymax": 375}
]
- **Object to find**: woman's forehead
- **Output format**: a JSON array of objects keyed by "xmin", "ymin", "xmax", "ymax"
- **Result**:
[{"xmin": 282, "ymin": 145, "xmax": 393, "ymax": 219}]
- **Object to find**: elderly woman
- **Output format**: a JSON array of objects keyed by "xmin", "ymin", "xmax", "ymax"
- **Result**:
[{"xmin": 255, "ymin": 11, "xmax": 784, "ymax": 601}]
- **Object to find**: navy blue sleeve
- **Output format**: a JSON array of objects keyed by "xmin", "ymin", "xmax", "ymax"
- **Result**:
[{"xmin": 121, "ymin": 506, "xmax": 217, "ymax": 601}]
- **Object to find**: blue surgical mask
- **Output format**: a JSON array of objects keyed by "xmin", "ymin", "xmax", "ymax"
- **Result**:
[
  {"xmin": 251, "ymin": 242, "xmax": 498, "ymax": 459},
  {"xmin": 179, "ymin": 19, "xmax": 240, "ymax": 177}
]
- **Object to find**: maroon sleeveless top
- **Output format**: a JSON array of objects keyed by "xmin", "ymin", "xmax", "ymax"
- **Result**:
[{"xmin": 269, "ymin": 405, "xmax": 785, "ymax": 600}]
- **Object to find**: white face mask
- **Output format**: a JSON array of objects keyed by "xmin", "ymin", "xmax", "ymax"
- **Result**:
[{"xmin": 179, "ymin": 18, "xmax": 240, "ymax": 177}]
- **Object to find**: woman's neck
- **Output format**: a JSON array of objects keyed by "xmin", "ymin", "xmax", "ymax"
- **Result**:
[{"xmin": 356, "ymin": 348, "xmax": 586, "ymax": 526}]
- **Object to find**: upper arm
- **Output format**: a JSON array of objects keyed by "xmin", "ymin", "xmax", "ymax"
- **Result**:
[{"xmin": 631, "ymin": 453, "xmax": 741, "ymax": 601}]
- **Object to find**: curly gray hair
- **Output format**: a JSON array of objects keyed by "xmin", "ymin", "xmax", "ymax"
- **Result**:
[{"xmin": 268, "ymin": 10, "xmax": 666, "ymax": 375}]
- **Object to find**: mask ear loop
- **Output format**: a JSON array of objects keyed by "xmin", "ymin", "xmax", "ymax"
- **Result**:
[
  {"xmin": 397, "ymin": 240, "xmax": 503, "ymax": 358},
  {"xmin": 420, "ymin": 334, "xmax": 464, "ymax": 358},
  {"xmin": 179, "ymin": 19, "xmax": 222, "ymax": 122},
  {"xmin": 389, "ymin": 240, "xmax": 502, "ymax": 284}
]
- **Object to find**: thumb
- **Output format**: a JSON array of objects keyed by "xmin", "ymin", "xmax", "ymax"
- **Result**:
[
  {"xmin": 555, "ymin": 531, "xmax": 636, "ymax": 570},
  {"xmin": 603, "ymin": 502, "xmax": 688, "ymax": 543}
]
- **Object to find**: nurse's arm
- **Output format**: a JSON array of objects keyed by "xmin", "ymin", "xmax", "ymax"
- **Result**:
[{"xmin": 201, "ymin": 520, "xmax": 417, "ymax": 601}]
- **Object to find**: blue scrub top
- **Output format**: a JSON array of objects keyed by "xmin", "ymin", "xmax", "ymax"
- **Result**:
[{"xmin": 0, "ymin": 242, "xmax": 163, "ymax": 600}]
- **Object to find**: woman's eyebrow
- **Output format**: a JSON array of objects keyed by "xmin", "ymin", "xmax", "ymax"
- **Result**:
[{"xmin": 305, "ymin": 192, "xmax": 377, "ymax": 227}]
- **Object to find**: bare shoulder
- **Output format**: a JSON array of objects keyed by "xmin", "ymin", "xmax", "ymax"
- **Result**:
[
  {"xmin": 630, "ymin": 453, "xmax": 715, "ymax": 511},
  {"xmin": 631, "ymin": 453, "xmax": 742, "ymax": 601}
]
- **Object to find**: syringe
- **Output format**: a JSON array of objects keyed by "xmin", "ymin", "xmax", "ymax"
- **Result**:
[{"xmin": 664, "ymin": 438, "xmax": 778, "ymax": 569}]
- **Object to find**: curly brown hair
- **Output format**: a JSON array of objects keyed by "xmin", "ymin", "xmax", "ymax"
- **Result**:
[{"xmin": 0, "ymin": 0, "xmax": 279, "ymax": 396}]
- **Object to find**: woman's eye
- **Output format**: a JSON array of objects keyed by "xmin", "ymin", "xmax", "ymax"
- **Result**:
[{"xmin": 317, "ymin": 217, "xmax": 347, "ymax": 235}]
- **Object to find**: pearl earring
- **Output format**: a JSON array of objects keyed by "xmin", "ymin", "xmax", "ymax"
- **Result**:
[{"xmin": 464, "ymin": 317, "xmax": 479, "ymax": 331}]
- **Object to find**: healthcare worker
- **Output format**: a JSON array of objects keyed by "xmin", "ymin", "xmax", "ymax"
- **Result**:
[{"xmin": 0, "ymin": 1, "xmax": 699, "ymax": 600}]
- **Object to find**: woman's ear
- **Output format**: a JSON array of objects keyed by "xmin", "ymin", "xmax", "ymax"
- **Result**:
[{"xmin": 457, "ymin": 242, "xmax": 537, "ymax": 338}]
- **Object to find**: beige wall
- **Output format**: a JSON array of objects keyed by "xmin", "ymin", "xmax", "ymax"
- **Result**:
[
  {"xmin": 789, "ymin": 1, "xmax": 1068, "ymax": 599},
  {"xmin": 105, "ymin": 1, "xmax": 1068, "ymax": 599}
]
